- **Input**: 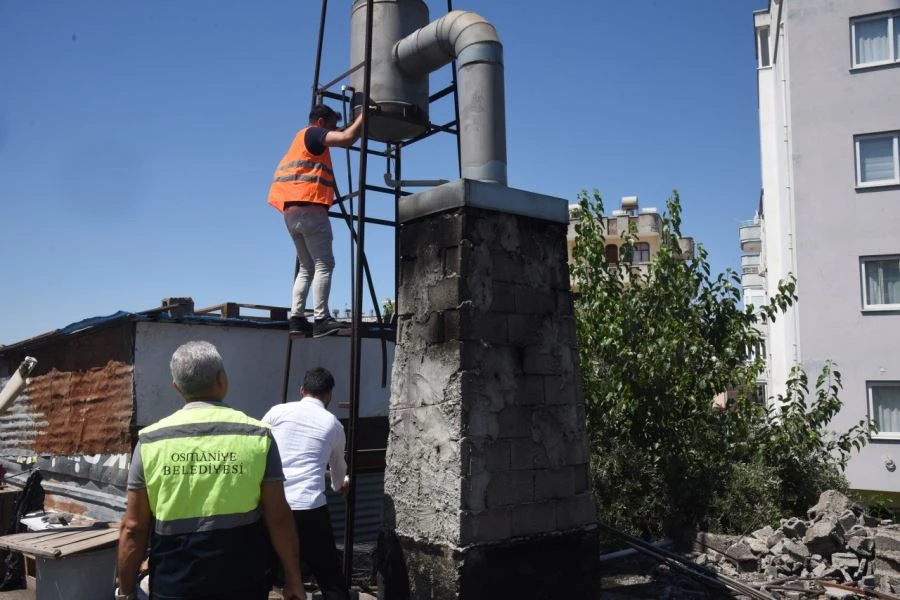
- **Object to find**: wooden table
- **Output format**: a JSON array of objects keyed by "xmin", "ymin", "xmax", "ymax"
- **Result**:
[{"xmin": 0, "ymin": 525, "xmax": 120, "ymax": 600}]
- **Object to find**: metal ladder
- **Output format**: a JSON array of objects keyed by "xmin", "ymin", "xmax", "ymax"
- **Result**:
[{"xmin": 281, "ymin": 0, "xmax": 464, "ymax": 582}]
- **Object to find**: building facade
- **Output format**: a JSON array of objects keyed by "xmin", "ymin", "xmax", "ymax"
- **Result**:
[
  {"xmin": 0, "ymin": 299, "xmax": 392, "ymax": 538},
  {"xmin": 748, "ymin": 0, "xmax": 900, "ymax": 492},
  {"xmin": 567, "ymin": 195, "xmax": 694, "ymax": 291}
]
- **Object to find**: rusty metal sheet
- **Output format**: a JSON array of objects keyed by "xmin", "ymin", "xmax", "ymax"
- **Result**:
[{"xmin": 2, "ymin": 362, "xmax": 133, "ymax": 457}]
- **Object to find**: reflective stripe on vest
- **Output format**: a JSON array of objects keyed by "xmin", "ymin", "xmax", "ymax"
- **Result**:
[
  {"xmin": 267, "ymin": 127, "xmax": 336, "ymax": 213},
  {"xmin": 139, "ymin": 405, "xmax": 271, "ymax": 535}
]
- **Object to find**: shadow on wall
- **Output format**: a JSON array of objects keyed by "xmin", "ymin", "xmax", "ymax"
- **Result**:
[{"xmin": 373, "ymin": 494, "xmax": 411, "ymax": 600}]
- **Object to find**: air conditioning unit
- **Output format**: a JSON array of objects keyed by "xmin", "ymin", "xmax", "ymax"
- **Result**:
[{"xmin": 611, "ymin": 209, "xmax": 628, "ymax": 217}]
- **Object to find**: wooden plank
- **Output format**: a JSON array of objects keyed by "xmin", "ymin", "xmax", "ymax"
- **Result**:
[
  {"xmin": 55, "ymin": 529, "xmax": 119, "ymax": 557},
  {"xmin": 0, "ymin": 527, "xmax": 119, "ymax": 559},
  {"xmin": 0, "ymin": 534, "xmax": 61, "ymax": 558}
]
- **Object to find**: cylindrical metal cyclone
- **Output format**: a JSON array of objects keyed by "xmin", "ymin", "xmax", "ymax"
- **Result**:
[{"xmin": 350, "ymin": 0, "xmax": 430, "ymax": 142}]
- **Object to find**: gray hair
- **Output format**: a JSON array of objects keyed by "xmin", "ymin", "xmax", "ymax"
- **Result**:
[{"xmin": 170, "ymin": 341, "xmax": 224, "ymax": 398}]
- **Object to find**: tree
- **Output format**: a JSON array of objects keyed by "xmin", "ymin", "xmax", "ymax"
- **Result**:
[{"xmin": 570, "ymin": 189, "xmax": 872, "ymax": 537}]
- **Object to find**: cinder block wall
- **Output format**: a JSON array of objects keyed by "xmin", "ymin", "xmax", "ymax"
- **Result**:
[{"xmin": 385, "ymin": 202, "xmax": 598, "ymax": 599}]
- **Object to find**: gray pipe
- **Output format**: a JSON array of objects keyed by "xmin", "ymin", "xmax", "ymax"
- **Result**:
[
  {"xmin": 393, "ymin": 10, "xmax": 507, "ymax": 186},
  {"xmin": 0, "ymin": 356, "xmax": 37, "ymax": 416}
]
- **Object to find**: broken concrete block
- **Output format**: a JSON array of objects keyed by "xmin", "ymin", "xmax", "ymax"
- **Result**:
[
  {"xmin": 725, "ymin": 541, "xmax": 759, "ymax": 572},
  {"xmin": 837, "ymin": 509, "xmax": 860, "ymax": 535},
  {"xmin": 877, "ymin": 526, "xmax": 900, "ymax": 552},
  {"xmin": 831, "ymin": 552, "xmax": 860, "ymax": 571},
  {"xmin": 807, "ymin": 490, "xmax": 857, "ymax": 521},
  {"xmin": 743, "ymin": 537, "xmax": 769, "ymax": 556},
  {"xmin": 783, "ymin": 539, "xmax": 811, "ymax": 562},
  {"xmin": 767, "ymin": 530, "xmax": 785, "ymax": 548},
  {"xmin": 875, "ymin": 550, "xmax": 900, "ymax": 576},
  {"xmin": 848, "ymin": 533, "xmax": 875, "ymax": 558},
  {"xmin": 803, "ymin": 519, "xmax": 843, "ymax": 557},
  {"xmin": 769, "ymin": 540, "xmax": 784, "ymax": 556},
  {"xmin": 694, "ymin": 532, "xmax": 740, "ymax": 555},
  {"xmin": 823, "ymin": 584, "xmax": 858, "ymax": 600},
  {"xmin": 781, "ymin": 516, "xmax": 807, "ymax": 538},
  {"xmin": 751, "ymin": 525, "xmax": 775, "ymax": 542}
]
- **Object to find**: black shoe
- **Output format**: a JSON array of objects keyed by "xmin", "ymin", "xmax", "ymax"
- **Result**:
[
  {"xmin": 289, "ymin": 316, "xmax": 312, "ymax": 336},
  {"xmin": 314, "ymin": 316, "xmax": 349, "ymax": 337}
]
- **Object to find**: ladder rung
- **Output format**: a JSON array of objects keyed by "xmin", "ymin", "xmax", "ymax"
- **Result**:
[
  {"xmin": 429, "ymin": 84, "xmax": 456, "ymax": 103},
  {"xmin": 318, "ymin": 62, "xmax": 365, "ymax": 96}
]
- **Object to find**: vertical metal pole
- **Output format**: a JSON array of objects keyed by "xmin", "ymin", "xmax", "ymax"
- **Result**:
[
  {"xmin": 393, "ymin": 143, "xmax": 402, "ymax": 318},
  {"xmin": 281, "ymin": 338, "xmax": 294, "ymax": 404},
  {"xmin": 342, "ymin": 91, "xmax": 357, "ymax": 318},
  {"xmin": 447, "ymin": 0, "xmax": 462, "ymax": 177},
  {"xmin": 311, "ymin": 0, "xmax": 328, "ymax": 108},
  {"xmin": 343, "ymin": 0, "xmax": 374, "ymax": 582}
]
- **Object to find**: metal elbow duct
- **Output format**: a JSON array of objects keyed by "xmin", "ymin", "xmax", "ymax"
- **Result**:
[
  {"xmin": 393, "ymin": 11, "xmax": 507, "ymax": 186},
  {"xmin": 0, "ymin": 356, "xmax": 37, "ymax": 416}
]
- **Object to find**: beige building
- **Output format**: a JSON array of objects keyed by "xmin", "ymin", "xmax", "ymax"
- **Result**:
[{"xmin": 567, "ymin": 195, "xmax": 694, "ymax": 290}]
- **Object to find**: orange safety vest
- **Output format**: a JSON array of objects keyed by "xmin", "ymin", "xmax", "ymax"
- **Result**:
[{"xmin": 267, "ymin": 127, "xmax": 337, "ymax": 213}]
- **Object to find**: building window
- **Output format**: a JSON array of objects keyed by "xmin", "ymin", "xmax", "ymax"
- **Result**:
[
  {"xmin": 869, "ymin": 382, "xmax": 900, "ymax": 438},
  {"xmin": 754, "ymin": 383, "xmax": 767, "ymax": 406},
  {"xmin": 852, "ymin": 12, "xmax": 900, "ymax": 67},
  {"xmin": 856, "ymin": 132, "xmax": 900, "ymax": 187},
  {"xmin": 861, "ymin": 256, "xmax": 900, "ymax": 309},
  {"xmin": 605, "ymin": 244, "xmax": 618, "ymax": 264},
  {"xmin": 634, "ymin": 242, "xmax": 650, "ymax": 263},
  {"xmin": 756, "ymin": 25, "xmax": 771, "ymax": 68}
]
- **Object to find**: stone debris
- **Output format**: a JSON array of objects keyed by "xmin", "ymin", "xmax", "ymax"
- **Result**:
[{"xmin": 692, "ymin": 490, "xmax": 900, "ymax": 597}]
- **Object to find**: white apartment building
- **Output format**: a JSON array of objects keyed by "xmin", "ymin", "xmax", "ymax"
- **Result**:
[{"xmin": 746, "ymin": 0, "xmax": 900, "ymax": 492}]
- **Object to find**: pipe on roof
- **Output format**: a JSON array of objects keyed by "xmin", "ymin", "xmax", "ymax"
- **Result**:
[
  {"xmin": 0, "ymin": 356, "xmax": 37, "ymax": 416},
  {"xmin": 393, "ymin": 10, "xmax": 507, "ymax": 185}
]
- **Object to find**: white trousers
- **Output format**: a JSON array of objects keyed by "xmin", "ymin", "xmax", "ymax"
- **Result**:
[{"xmin": 284, "ymin": 205, "xmax": 334, "ymax": 321}]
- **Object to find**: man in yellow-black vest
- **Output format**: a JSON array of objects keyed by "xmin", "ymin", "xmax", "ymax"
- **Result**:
[
  {"xmin": 116, "ymin": 341, "xmax": 305, "ymax": 600},
  {"xmin": 268, "ymin": 104, "xmax": 364, "ymax": 338}
]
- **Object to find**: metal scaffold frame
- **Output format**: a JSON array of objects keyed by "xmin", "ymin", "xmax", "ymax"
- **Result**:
[{"xmin": 284, "ymin": 0, "xmax": 464, "ymax": 583}]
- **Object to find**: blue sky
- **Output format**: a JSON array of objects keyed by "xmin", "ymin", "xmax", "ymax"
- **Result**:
[{"xmin": 0, "ymin": 0, "xmax": 767, "ymax": 344}]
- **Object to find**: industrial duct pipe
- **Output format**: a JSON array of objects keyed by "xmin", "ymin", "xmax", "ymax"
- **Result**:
[
  {"xmin": 0, "ymin": 356, "xmax": 37, "ymax": 416},
  {"xmin": 350, "ymin": 3, "xmax": 507, "ymax": 186}
]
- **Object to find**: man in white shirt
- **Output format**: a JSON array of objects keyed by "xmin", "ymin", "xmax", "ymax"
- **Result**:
[{"xmin": 262, "ymin": 367, "xmax": 351, "ymax": 600}]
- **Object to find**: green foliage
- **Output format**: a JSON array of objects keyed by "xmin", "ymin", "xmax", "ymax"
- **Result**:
[
  {"xmin": 742, "ymin": 363, "xmax": 861, "ymax": 515},
  {"xmin": 382, "ymin": 298, "xmax": 395, "ymax": 321},
  {"xmin": 706, "ymin": 461, "xmax": 781, "ymax": 535},
  {"xmin": 571, "ymin": 189, "xmax": 873, "ymax": 538}
]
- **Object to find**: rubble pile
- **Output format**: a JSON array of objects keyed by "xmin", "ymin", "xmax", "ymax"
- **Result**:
[{"xmin": 694, "ymin": 490, "xmax": 900, "ymax": 596}]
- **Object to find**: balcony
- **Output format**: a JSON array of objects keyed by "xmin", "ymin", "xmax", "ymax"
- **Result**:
[
  {"xmin": 741, "ymin": 253, "xmax": 760, "ymax": 275},
  {"xmin": 739, "ymin": 221, "xmax": 762, "ymax": 253},
  {"xmin": 603, "ymin": 213, "xmax": 661, "ymax": 240},
  {"xmin": 742, "ymin": 271, "xmax": 765, "ymax": 289}
]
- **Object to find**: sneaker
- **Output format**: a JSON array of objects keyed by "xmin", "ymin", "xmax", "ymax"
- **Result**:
[
  {"xmin": 314, "ymin": 316, "xmax": 349, "ymax": 337},
  {"xmin": 288, "ymin": 316, "xmax": 312, "ymax": 336}
]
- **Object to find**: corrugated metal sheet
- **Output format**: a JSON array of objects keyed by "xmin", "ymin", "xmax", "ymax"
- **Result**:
[
  {"xmin": 0, "ymin": 362, "xmax": 133, "ymax": 457},
  {"xmin": 0, "ymin": 305, "xmax": 391, "ymax": 528},
  {"xmin": 327, "ymin": 471, "xmax": 385, "ymax": 544}
]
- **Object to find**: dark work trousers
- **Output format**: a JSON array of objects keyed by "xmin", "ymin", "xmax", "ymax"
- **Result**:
[
  {"xmin": 294, "ymin": 505, "xmax": 351, "ymax": 600},
  {"xmin": 149, "ymin": 580, "xmax": 268, "ymax": 600}
]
